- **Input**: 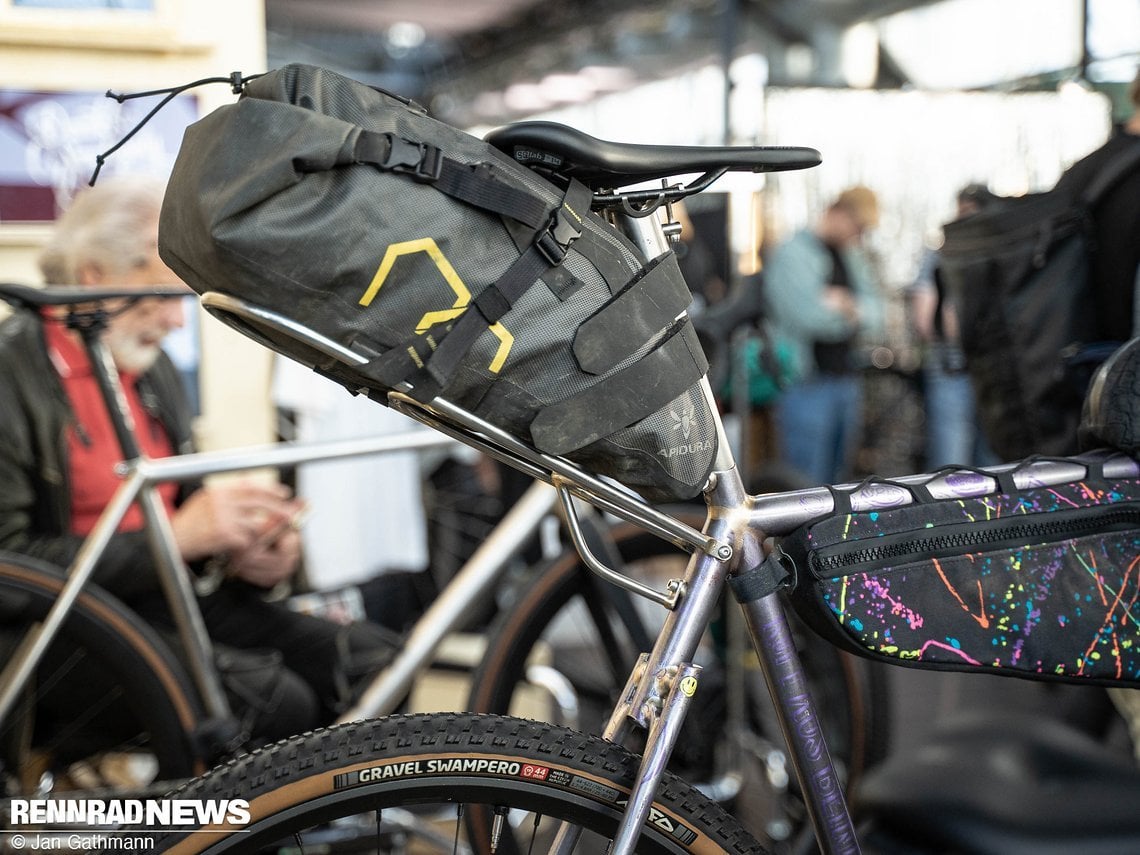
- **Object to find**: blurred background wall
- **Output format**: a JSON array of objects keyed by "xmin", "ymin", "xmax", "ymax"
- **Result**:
[{"xmin": 0, "ymin": 0, "xmax": 1137, "ymax": 451}]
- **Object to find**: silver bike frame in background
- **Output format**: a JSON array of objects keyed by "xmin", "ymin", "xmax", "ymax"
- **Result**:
[{"xmin": 0, "ymin": 429, "xmax": 460, "ymax": 731}]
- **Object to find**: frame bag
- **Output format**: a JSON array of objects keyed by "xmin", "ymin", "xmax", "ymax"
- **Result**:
[
  {"xmin": 159, "ymin": 64, "xmax": 717, "ymax": 502},
  {"xmin": 782, "ymin": 460, "xmax": 1140, "ymax": 686}
]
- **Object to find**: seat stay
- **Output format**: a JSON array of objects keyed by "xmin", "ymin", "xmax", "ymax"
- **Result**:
[{"xmin": 485, "ymin": 120, "xmax": 821, "ymax": 188}]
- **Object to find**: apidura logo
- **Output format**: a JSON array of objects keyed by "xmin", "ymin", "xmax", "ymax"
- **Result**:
[
  {"xmin": 671, "ymin": 404, "xmax": 693, "ymax": 441},
  {"xmin": 659, "ymin": 403, "xmax": 712, "ymax": 460}
]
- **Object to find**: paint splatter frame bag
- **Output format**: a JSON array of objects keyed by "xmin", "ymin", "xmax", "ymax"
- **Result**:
[{"xmin": 781, "ymin": 459, "xmax": 1140, "ymax": 686}]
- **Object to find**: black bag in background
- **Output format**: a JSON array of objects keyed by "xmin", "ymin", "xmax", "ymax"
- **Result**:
[
  {"xmin": 940, "ymin": 144, "xmax": 1140, "ymax": 461},
  {"xmin": 160, "ymin": 64, "xmax": 718, "ymax": 503}
]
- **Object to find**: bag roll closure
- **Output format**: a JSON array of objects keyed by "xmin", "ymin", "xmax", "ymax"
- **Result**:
[{"xmin": 351, "ymin": 128, "xmax": 549, "ymax": 229}]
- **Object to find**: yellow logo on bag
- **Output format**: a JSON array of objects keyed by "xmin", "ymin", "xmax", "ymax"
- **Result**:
[{"xmin": 358, "ymin": 238, "xmax": 513, "ymax": 373}]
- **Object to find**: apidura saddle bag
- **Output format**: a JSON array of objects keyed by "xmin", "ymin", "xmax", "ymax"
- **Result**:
[{"xmin": 159, "ymin": 64, "xmax": 717, "ymax": 502}]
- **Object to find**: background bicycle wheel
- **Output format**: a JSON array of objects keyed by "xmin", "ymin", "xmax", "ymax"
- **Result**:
[{"xmin": 0, "ymin": 554, "xmax": 205, "ymax": 804}]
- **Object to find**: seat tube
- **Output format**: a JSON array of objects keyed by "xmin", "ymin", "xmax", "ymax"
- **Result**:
[{"xmin": 739, "ymin": 592, "xmax": 861, "ymax": 855}]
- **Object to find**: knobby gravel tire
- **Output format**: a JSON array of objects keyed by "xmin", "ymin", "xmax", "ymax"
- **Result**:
[{"xmin": 153, "ymin": 712, "xmax": 770, "ymax": 854}]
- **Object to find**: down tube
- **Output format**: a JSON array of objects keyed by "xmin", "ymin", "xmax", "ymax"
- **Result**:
[{"xmin": 739, "ymin": 592, "xmax": 861, "ymax": 855}]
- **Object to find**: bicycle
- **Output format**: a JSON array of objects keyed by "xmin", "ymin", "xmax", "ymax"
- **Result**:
[
  {"xmin": 142, "ymin": 117, "xmax": 1140, "ymax": 855},
  {"xmin": 0, "ymin": 280, "xmax": 878, "ymax": 854},
  {"xmin": 0, "ymin": 281, "xmax": 508, "ymax": 794}
]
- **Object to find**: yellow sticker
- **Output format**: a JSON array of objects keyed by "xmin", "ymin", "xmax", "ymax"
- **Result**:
[{"xmin": 679, "ymin": 676, "xmax": 698, "ymax": 697}]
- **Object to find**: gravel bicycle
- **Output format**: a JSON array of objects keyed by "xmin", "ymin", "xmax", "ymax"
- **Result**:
[
  {"xmin": 0, "ymin": 282, "xmax": 881, "ymax": 855},
  {"xmin": 142, "ymin": 117, "xmax": 1140, "ymax": 855}
]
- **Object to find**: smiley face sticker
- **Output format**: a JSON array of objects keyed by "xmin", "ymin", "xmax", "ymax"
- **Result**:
[{"xmin": 679, "ymin": 676, "xmax": 698, "ymax": 697}]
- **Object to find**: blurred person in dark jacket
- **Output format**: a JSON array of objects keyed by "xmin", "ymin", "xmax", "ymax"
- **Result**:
[
  {"xmin": 0, "ymin": 177, "xmax": 398, "ymax": 747},
  {"xmin": 1053, "ymin": 67, "xmax": 1140, "ymax": 342}
]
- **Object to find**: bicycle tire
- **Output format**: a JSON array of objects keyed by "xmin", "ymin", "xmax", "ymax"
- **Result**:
[
  {"xmin": 0, "ymin": 554, "xmax": 205, "ymax": 793},
  {"xmin": 153, "ymin": 712, "xmax": 769, "ymax": 854},
  {"xmin": 467, "ymin": 520, "xmax": 890, "ymax": 849}
]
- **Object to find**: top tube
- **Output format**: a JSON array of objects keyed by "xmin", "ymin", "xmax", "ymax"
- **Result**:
[{"xmin": 746, "ymin": 451, "xmax": 1140, "ymax": 538}]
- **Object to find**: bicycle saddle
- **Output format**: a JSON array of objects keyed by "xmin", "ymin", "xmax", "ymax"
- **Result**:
[
  {"xmin": 0, "ymin": 282, "xmax": 190, "ymax": 309},
  {"xmin": 856, "ymin": 709, "xmax": 1140, "ymax": 854},
  {"xmin": 484, "ymin": 121, "xmax": 821, "ymax": 186}
]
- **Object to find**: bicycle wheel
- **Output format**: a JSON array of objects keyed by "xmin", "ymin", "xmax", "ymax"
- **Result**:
[
  {"xmin": 467, "ymin": 520, "xmax": 890, "ymax": 851},
  {"xmin": 0, "ymin": 554, "xmax": 205, "ymax": 796},
  {"xmin": 153, "ymin": 712, "xmax": 768, "ymax": 854}
]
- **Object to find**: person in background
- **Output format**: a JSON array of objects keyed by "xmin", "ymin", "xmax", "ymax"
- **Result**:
[
  {"xmin": 908, "ymin": 183, "xmax": 1001, "ymax": 469},
  {"xmin": 763, "ymin": 186, "xmax": 885, "ymax": 485},
  {"xmin": 0, "ymin": 176, "xmax": 399, "ymax": 748}
]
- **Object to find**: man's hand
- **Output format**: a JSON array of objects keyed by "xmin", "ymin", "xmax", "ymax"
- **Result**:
[
  {"xmin": 227, "ymin": 524, "xmax": 302, "ymax": 589},
  {"xmin": 171, "ymin": 480, "xmax": 305, "ymax": 564}
]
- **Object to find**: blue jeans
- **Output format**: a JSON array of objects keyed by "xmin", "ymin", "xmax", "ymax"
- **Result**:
[
  {"xmin": 924, "ymin": 364, "xmax": 998, "ymax": 469},
  {"xmin": 776, "ymin": 374, "xmax": 862, "ymax": 486}
]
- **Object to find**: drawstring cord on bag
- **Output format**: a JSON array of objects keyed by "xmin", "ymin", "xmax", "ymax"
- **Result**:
[{"xmin": 89, "ymin": 71, "xmax": 261, "ymax": 185}]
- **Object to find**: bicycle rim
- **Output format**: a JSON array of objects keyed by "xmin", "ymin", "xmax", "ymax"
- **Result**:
[{"xmin": 155, "ymin": 713, "xmax": 767, "ymax": 854}]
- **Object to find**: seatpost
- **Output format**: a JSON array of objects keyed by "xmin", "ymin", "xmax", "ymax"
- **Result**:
[{"xmin": 69, "ymin": 309, "xmax": 142, "ymax": 461}]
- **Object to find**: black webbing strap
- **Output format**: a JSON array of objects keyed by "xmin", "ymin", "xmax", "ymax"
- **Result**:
[
  {"xmin": 352, "ymin": 130, "xmax": 548, "ymax": 230},
  {"xmin": 573, "ymin": 251, "xmax": 692, "ymax": 375},
  {"xmin": 530, "ymin": 319, "xmax": 708, "ymax": 455},
  {"xmin": 361, "ymin": 178, "xmax": 594, "ymax": 402},
  {"xmin": 574, "ymin": 227, "xmax": 643, "ymax": 292},
  {"xmin": 728, "ymin": 550, "xmax": 791, "ymax": 604}
]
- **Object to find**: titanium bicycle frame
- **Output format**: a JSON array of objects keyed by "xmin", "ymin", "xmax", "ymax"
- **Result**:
[
  {"xmin": 193, "ymin": 209, "xmax": 1139, "ymax": 855},
  {"xmin": 6, "ymin": 212, "xmax": 1137, "ymax": 854},
  {"xmin": 0, "ymin": 294, "xmax": 708, "ymax": 778}
]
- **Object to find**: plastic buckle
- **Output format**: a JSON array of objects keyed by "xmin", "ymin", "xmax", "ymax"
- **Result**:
[
  {"xmin": 535, "ymin": 205, "xmax": 581, "ymax": 265},
  {"xmin": 384, "ymin": 136, "xmax": 442, "ymax": 182}
]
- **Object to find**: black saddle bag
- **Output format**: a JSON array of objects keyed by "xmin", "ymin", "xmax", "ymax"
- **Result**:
[
  {"xmin": 781, "ymin": 458, "xmax": 1140, "ymax": 686},
  {"xmin": 159, "ymin": 64, "xmax": 717, "ymax": 502}
]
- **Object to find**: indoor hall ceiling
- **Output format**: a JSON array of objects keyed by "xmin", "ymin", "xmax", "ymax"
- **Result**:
[{"xmin": 260, "ymin": 0, "xmax": 985, "ymax": 127}]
